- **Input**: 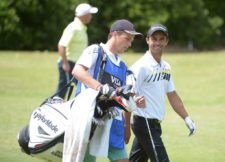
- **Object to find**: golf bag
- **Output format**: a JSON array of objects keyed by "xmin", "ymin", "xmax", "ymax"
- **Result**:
[
  {"xmin": 17, "ymin": 44, "xmax": 134, "ymax": 161},
  {"xmin": 17, "ymin": 96, "xmax": 73, "ymax": 161},
  {"xmin": 17, "ymin": 87, "xmax": 131, "ymax": 162}
]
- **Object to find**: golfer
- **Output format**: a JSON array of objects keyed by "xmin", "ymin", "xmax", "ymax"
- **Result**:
[
  {"xmin": 128, "ymin": 24, "xmax": 197, "ymax": 162},
  {"xmin": 63, "ymin": 19, "xmax": 145, "ymax": 162},
  {"xmin": 56, "ymin": 3, "xmax": 98, "ymax": 99}
]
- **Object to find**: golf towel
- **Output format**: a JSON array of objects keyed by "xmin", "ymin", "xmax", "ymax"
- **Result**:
[
  {"xmin": 89, "ymin": 118, "xmax": 112, "ymax": 157},
  {"xmin": 62, "ymin": 88, "xmax": 98, "ymax": 162}
]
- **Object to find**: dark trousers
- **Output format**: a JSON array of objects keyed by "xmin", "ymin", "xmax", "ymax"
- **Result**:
[
  {"xmin": 129, "ymin": 115, "xmax": 170, "ymax": 162},
  {"xmin": 56, "ymin": 60, "xmax": 77, "ymax": 99}
]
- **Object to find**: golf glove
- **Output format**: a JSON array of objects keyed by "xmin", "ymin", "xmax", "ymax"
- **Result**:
[
  {"xmin": 100, "ymin": 84, "xmax": 116, "ymax": 98},
  {"xmin": 185, "ymin": 116, "xmax": 196, "ymax": 136}
]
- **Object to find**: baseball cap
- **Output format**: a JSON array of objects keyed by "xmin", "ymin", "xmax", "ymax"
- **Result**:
[
  {"xmin": 110, "ymin": 19, "xmax": 142, "ymax": 36},
  {"xmin": 147, "ymin": 24, "xmax": 168, "ymax": 37},
  {"xmin": 75, "ymin": 3, "xmax": 98, "ymax": 16}
]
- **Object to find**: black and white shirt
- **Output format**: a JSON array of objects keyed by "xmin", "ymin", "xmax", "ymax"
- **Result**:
[{"xmin": 127, "ymin": 51, "xmax": 175, "ymax": 121}]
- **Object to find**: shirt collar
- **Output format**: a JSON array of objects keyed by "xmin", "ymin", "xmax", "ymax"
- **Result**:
[
  {"xmin": 145, "ymin": 51, "xmax": 162, "ymax": 67},
  {"xmin": 74, "ymin": 17, "xmax": 86, "ymax": 29},
  {"xmin": 100, "ymin": 43, "xmax": 121, "ymax": 66}
]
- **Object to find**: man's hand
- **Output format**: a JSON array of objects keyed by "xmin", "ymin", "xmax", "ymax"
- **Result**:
[
  {"xmin": 62, "ymin": 61, "xmax": 70, "ymax": 72},
  {"xmin": 185, "ymin": 116, "xmax": 196, "ymax": 136},
  {"xmin": 134, "ymin": 95, "xmax": 146, "ymax": 108}
]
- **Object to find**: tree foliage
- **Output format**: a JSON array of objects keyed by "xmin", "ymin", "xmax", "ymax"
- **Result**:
[
  {"xmin": 203, "ymin": 0, "xmax": 225, "ymax": 44},
  {"xmin": 0, "ymin": 0, "xmax": 224, "ymax": 50},
  {"xmin": 166, "ymin": 0, "xmax": 223, "ymax": 49},
  {"xmin": 0, "ymin": 0, "xmax": 77, "ymax": 50}
]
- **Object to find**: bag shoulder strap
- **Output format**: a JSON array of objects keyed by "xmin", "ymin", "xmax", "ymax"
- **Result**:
[
  {"xmin": 96, "ymin": 44, "xmax": 107, "ymax": 82},
  {"xmin": 40, "ymin": 77, "xmax": 75, "ymax": 106}
]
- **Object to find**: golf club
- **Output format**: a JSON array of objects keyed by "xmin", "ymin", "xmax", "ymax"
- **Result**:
[
  {"xmin": 141, "ymin": 110, "xmax": 159, "ymax": 162},
  {"xmin": 66, "ymin": 72, "xmax": 70, "ymax": 84}
]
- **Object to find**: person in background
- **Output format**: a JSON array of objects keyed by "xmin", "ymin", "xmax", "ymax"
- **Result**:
[
  {"xmin": 127, "ymin": 24, "xmax": 197, "ymax": 162},
  {"xmin": 56, "ymin": 3, "xmax": 98, "ymax": 99}
]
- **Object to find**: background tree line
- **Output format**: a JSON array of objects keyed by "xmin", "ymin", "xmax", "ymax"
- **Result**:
[{"xmin": 0, "ymin": 0, "xmax": 224, "ymax": 51}]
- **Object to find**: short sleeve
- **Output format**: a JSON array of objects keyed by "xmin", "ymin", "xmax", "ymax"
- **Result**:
[
  {"xmin": 76, "ymin": 44, "xmax": 99, "ymax": 69},
  {"xmin": 128, "ymin": 64, "xmax": 147, "ymax": 93},
  {"xmin": 166, "ymin": 74, "xmax": 175, "ymax": 93},
  {"xmin": 58, "ymin": 25, "xmax": 74, "ymax": 47}
]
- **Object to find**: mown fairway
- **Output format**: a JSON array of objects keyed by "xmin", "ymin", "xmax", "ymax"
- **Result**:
[{"xmin": 0, "ymin": 50, "xmax": 225, "ymax": 162}]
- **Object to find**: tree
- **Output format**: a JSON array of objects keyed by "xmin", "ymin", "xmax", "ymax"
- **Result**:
[
  {"xmin": 0, "ymin": 0, "xmax": 78, "ymax": 50},
  {"xmin": 166, "ymin": 0, "xmax": 223, "ymax": 49},
  {"xmin": 0, "ymin": 0, "xmax": 224, "ymax": 50},
  {"xmin": 87, "ymin": 0, "xmax": 223, "ymax": 50},
  {"xmin": 203, "ymin": 0, "xmax": 225, "ymax": 45}
]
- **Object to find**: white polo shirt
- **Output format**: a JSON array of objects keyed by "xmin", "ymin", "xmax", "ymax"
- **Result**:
[
  {"xmin": 127, "ymin": 51, "xmax": 175, "ymax": 121},
  {"xmin": 58, "ymin": 17, "xmax": 88, "ymax": 62}
]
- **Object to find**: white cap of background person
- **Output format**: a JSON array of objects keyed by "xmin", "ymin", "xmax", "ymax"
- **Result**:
[{"xmin": 75, "ymin": 3, "xmax": 98, "ymax": 16}]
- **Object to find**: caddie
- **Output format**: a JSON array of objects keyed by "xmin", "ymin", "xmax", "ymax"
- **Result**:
[{"xmin": 63, "ymin": 19, "xmax": 145, "ymax": 162}]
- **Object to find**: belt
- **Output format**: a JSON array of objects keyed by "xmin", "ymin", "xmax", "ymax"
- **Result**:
[{"xmin": 133, "ymin": 115, "xmax": 161, "ymax": 124}]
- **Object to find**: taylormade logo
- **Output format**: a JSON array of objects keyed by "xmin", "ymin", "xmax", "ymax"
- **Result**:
[{"xmin": 33, "ymin": 112, "xmax": 58, "ymax": 133}]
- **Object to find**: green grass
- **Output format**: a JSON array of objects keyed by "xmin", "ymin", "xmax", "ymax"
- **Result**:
[{"xmin": 1, "ymin": 50, "xmax": 225, "ymax": 162}]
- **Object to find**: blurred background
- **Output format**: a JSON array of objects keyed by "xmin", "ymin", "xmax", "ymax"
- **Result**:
[
  {"xmin": 0, "ymin": 0, "xmax": 224, "ymax": 52},
  {"xmin": 1, "ymin": 1, "xmax": 225, "ymax": 162}
]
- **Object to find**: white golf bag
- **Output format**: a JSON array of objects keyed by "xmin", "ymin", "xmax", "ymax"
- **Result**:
[
  {"xmin": 17, "ymin": 96, "xmax": 73, "ymax": 162},
  {"xmin": 17, "ymin": 85, "xmax": 134, "ymax": 162}
]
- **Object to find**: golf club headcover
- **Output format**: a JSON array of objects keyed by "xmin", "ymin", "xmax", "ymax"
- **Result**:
[
  {"xmin": 116, "ymin": 85, "xmax": 133, "ymax": 100},
  {"xmin": 185, "ymin": 116, "xmax": 196, "ymax": 136},
  {"xmin": 100, "ymin": 84, "xmax": 116, "ymax": 99},
  {"xmin": 107, "ymin": 107, "xmax": 119, "ymax": 119}
]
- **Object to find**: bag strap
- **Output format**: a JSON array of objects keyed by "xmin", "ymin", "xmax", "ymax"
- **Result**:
[
  {"xmin": 40, "ymin": 77, "xmax": 75, "ymax": 106},
  {"xmin": 53, "ymin": 77, "xmax": 75, "ymax": 99},
  {"xmin": 96, "ymin": 44, "xmax": 107, "ymax": 82}
]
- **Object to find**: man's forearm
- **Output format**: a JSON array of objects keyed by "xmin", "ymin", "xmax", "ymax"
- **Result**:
[
  {"xmin": 167, "ymin": 91, "xmax": 188, "ymax": 119},
  {"xmin": 124, "ymin": 112, "xmax": 131, "ymax": 125},
  {"xmin": 72, "ymin": 64, "xmax": 101, "ymax": 90},
  {"xmin": 58, "ymin": 45, "xmax": 68, "ymax": 63}
]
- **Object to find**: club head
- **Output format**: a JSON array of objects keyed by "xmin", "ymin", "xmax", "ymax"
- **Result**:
[{"xmin": 188, "ymin": 129, "xmax": 195, "ymax": 136}]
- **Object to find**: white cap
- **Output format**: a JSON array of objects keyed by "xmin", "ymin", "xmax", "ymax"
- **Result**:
[{"xmin": 75, "ymin": 3, "xmax": 98, "ymax": 16}]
